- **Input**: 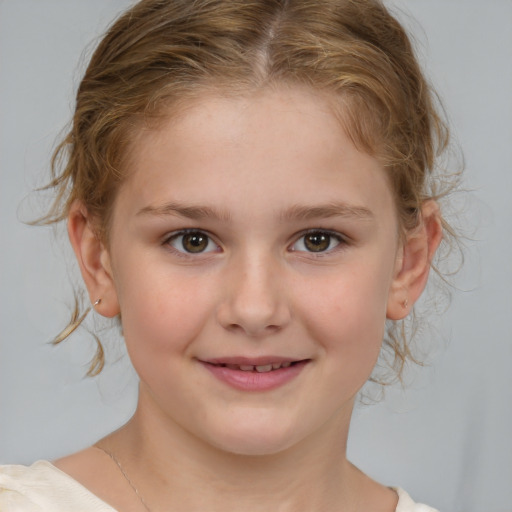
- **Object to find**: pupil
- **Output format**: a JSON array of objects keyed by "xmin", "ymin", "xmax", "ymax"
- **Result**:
[
  {"xmin": 305, "ymin": 233, "xmax": 330, "ymax": 252},
  {"xmin": 183, "ymin": 233, "xmax": 208, "ymax": 253}
]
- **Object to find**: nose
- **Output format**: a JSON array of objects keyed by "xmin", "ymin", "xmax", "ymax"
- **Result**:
[{"xmin": 216, "ymin": 252, "xmax": 291, "ymax": 338}]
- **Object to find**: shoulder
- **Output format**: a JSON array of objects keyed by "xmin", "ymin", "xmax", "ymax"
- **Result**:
[
  {"xmin": 395, "ymin": 488, "xmax": 440, "ymax": 512},
  {"xmin": 0, "ymin": 461, "xmax": 116, "ymax": 512}
]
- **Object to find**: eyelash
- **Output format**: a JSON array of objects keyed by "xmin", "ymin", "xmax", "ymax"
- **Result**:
[
  {"xmin": 163, "ymin": 228, "xmax": 348, "ymax": 258},
  {"xmin": 289, "ymin": 229, "xmax": 347, "ymax": 256},
  {"xmin": 163, "ymin": 229, "xmax": 220, "ymax": 257}
]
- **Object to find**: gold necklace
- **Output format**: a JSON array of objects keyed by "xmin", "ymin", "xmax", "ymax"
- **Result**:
[{"xmin": 96, "ymin": 446, "xmax": 152, "ymax": 512}]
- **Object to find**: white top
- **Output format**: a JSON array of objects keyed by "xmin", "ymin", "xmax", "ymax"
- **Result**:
[{"xmin": 0, "ymin": 461, "xmax": 439, "ymax": 511}]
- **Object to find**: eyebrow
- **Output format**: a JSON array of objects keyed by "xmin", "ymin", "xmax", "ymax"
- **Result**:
[
  {"xmin": 137, "ymin": 200, "xmax": 373, "ymax": 222},
  {"xmin": 137, "ymin": 201, "xmax": 232, "ymax": 221},
  {"xmin": 280, "ymin": 202, "xmax": 374, "ymax": 222}
]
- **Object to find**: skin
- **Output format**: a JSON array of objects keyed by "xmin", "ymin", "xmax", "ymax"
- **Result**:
[{"xmin": 57, "ymin": 86, "xmax": 442, "ymax": 512}]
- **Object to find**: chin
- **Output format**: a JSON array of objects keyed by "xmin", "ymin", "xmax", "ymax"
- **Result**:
[
  {"xmin": 204, "ymin": 419, "xmax": 301, "ymax": 457},
  {"xmin": 213, "ymin": 437, "xmax": 296, "ymax": 457}
]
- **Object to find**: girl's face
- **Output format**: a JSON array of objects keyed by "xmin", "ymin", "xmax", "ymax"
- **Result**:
[{"xmin": 102, "ymin": 87, "xmax": 405, "ymax": 455}]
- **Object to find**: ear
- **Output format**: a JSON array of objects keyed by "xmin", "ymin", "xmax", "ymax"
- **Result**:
[
  {"xmin": 386, "ymin": 200, "xmax": 443, "ymax": 320},
  {"xmin": 67, "ymin": 201, "xmax": 120, "ymax": 318}
]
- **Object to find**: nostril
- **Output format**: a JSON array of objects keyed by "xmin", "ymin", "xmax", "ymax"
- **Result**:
[
  {"xmin": 215, "ymin": 285, "xmax": 291, "ymax": 337},
  {"xmin": 222, "ymin": 320, "xmax": 282, "ymax": 337}
]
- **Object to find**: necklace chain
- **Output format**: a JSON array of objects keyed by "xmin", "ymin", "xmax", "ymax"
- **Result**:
[{"xmin": 96, "ymin": 446, "xmax": 152, "ymax": 512}]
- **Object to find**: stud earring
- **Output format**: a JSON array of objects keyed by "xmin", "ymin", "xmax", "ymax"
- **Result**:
[
  {"xmin": 402, "ymin": 298, "xmax": 408, "ymax": 309},
  {"xmin": 93, "ymin": 299, "xmax": 102, "ymax": 308}
]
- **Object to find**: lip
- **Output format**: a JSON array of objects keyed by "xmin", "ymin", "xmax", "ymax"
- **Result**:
[
  {"xmin": 198, "ymin": 357, "xmax": 310, "ymax": 392},
  {"xmin": 204, "ymin": 356, "xmax": 298, "ymax": 366}
]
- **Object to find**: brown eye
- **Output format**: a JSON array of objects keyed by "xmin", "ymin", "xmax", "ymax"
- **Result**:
[
  {"xmin": 182, "ymin": 232, "xmax": 208, "ymax": 252},
  {"xmin": 291, "ymin": 231, "xmax": 342, "ymax": 253},
  {"xmin": 168, "ymin": 231, "xmax": 217, "ymax": 254},
  {"xmin": 304, "ymin": 232, "xmax": 330, "ymax": 252}
]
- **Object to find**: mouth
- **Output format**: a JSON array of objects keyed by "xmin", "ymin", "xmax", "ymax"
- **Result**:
[
  {"xmin": 207, "ymin": 360, "xmax": 303, "ymax": 373},
  {"xmin": 199, "ymin": 357, "xmax": 310, "ymax": 391}
]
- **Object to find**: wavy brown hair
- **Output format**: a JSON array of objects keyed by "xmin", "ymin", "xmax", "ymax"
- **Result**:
[{"xmin": 39, "ymin": 0, "xmax": 455, "ymax": 380}]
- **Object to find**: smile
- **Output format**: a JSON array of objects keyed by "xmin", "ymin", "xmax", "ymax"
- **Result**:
[
  {"xmin": 199, "ymin": 358, "xmax": 310, "ymax": 392},
  {"xmin": 212, "ymin": 361, "xmax": 294, "ymax": 372}
]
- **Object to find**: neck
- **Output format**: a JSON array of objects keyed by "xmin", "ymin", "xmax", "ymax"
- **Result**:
[{"xmin": 104, "ymin": 393, "xmax": 361, "ymax": 512}]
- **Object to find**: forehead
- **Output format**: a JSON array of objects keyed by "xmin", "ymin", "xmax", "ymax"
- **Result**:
[
  {"xmin": 117, "ymin": 86, "xmax": 395, "ymax": 223},
  {"xmin": 137, "ymin": 85, "xmax": 343, "ymax": 160}
]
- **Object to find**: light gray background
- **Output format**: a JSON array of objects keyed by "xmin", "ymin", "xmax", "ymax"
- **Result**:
[{"xmin": 1, "ymin": 1, "xmax": 511, "ymax": 511}]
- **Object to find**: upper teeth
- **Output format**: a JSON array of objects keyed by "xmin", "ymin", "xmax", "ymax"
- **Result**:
[{"xmin": 224, "ymin": 362, "xmax": 292, "ymax": 372}]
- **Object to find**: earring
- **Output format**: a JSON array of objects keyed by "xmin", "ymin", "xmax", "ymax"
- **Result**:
[
  {"xmin": 402, "ymin": 298, "xmax": 408, "ymax": 309},
  {"xmin": 93, "ymin": 298, "xmax": 102, "ymax": 308}
]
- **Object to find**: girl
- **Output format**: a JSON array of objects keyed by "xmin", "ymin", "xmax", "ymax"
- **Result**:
[{"xmin": 1, "ymin": 0, "xmax": 456, "ymax": 510}]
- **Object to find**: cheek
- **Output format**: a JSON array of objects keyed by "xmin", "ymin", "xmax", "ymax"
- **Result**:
[
  {"xmin": 115, "ymin": 268, "xmax": 217, "ymax": 366},
  {"xmin": 298, "ymin": 266, "xmax": 390, "ymax": 368}
]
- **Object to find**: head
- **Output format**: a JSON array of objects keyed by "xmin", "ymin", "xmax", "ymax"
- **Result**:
[{"xmin": 45, "ymin": 0, "xmax": 451, "ymax": 384}]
